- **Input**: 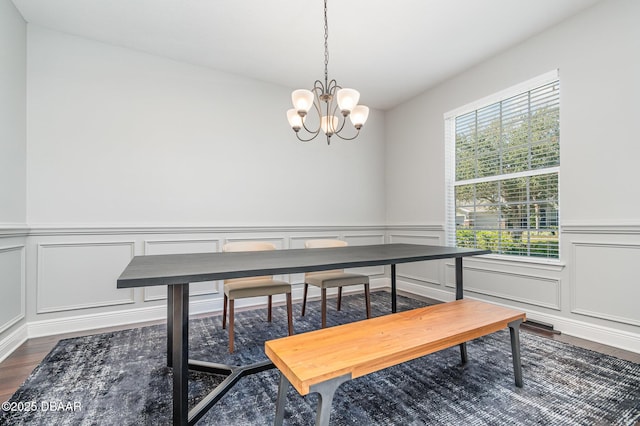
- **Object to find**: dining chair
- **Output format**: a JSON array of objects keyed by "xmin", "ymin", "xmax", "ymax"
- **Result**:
[
  {"xmin": 301, "ymin": 239, "xmax": 371, "ymax": 328},
  {"xmin": 222, "ymin": 241, "xmax": 294, "ymax": 353}
]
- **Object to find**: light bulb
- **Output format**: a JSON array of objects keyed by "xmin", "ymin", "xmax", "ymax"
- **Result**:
[
  {"xmin": 286, "ymin": 109, "xmax": 304, "ymax": 131},
  {"xmin": 291, "ymin": 89, "xmax": 314, "ymax": 115},
  {"xmin": 320, "ymin": 115, "xmax": 339, "ymax": 136},
  {"xmin": 350, "ymin": 105, "xmax": 369, "ymax": 129},
  {"xmin": 336, "ymin": 88, "xmax": 360, "ymax": 114}
]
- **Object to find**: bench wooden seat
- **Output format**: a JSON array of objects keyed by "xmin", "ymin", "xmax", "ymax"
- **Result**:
[{"xmin": 265, "ymin": 299, "xmax": 526, "ymax": 426}]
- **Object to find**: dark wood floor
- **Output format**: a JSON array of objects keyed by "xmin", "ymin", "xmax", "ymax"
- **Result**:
[{"xmin": 1, "ymin": 292, "xmax": 639, "ymax": 403}]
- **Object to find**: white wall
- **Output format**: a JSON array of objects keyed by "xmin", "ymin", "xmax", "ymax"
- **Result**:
[
  {"xmin": 0, "ymin": 0, "xmax": 26, "ymax": 224},
  {"xmin": 26, "ymin": 26, "xmax": 386, "ymax": 227},
  {"xmin": 0, "ymin": 0, "xmax": 28, "ymax": 361},
  {"xmin": 386, "ymin": 0, "xmax": 640, "ymax": 352}
]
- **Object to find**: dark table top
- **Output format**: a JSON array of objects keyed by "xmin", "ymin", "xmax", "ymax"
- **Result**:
[{"xmin": 117, "ymin": 243, "xmax": 491, "ymax": 288}]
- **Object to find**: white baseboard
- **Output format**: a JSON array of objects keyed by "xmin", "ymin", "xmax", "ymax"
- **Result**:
[
  {"xmin": 0, "ymin": 323, "xmax": 28, "ymax": 363},
  {"xmin": 26, "ymin": 298, "xmax": 221, "ymax": 339},
  {"xmin": 519, "ymin": 309, "xmax": 640, "ymax": 355},
  {"xmin": 397, "ymin": 281, "xmax": 640, "ymax": 354}
]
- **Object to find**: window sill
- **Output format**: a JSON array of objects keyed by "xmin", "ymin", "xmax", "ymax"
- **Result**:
[{"xmin": 460, "ymin": 253, "xmax": 566, "ymax": 272}]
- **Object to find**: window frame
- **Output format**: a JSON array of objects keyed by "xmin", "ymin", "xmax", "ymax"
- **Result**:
[{"xmin": 444, "ymin": 70, "xmax": 560, "ymax": 261}]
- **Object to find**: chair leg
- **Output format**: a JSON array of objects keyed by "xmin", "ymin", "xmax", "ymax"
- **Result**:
[
  {"xmin": 268, "ymin": 295, "xmax": 273, "ymax": 322},
  {"xmin": 337, "ymin": 287, "xmax": 343, "ymax": 311},
  {"xmin": 321, "ymin": 288, "xmax": 327, "ymax": 328},
  {"xmin": 301, "ymin": 283, "xmax": 309, "ymax": 316},
  {"xmin": 222, "ymin": 294, "xmax": 228, "ymax": 329},
  {"xmin": 364, "ymin": 283, "xmax": 371, "ymax": 319},
  {"xmin": 286, "ymin": 293, "xmax": 294, "ymax": 335},
  {"xmin": 228, "ymin": 299, "xmax": 235, "ymax": 353}
]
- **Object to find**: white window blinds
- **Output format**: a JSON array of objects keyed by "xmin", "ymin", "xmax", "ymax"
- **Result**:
[{"xmin": 445, "ymin": 71, "xmax": 560, "ymax": 259}]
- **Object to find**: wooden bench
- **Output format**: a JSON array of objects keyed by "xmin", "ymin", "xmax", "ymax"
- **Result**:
[{"xmin": 265, "ymin": 299, "xmax": 526, "ymax": 426}]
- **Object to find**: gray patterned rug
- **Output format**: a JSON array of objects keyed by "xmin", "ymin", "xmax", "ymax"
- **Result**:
[{"xmin": 1, "ymin": 292, "xmax": 639, "ymax": 425}]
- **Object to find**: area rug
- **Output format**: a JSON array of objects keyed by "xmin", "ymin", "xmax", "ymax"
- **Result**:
[{"xmin": 1, "ymin": 293, "xmax": 639, "ymax": 425}]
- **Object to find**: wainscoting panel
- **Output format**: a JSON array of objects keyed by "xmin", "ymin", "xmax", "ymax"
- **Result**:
[
  {"xmin": 36, "ymin": 242, "xmax": 135, "ymax": 313},
  {"xmin": 0, "ymin": 224, "xmax": 637, "ymax": 356},
  {"xmin": 0, "ymin": 245, "xmax": 25, "ymax": 334},
  {"xmin": 572, "ymin": 242, "xmax": 640, "ymax": 326},
  {"xmin": 143, "ymin": 238, "xmax": 221, "ymax": 301},
  {"xmin": 388, "ymin": 234, "xmax": 442, "ymax": 245},
  {"xmin": 445, "ymin": 263, "xmax": 561, "ymax": 310}
]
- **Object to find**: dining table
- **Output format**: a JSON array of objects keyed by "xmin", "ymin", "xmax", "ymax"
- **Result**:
[{"xmin": 117, "ymin": 243, "xmax": 490, "ymax": 425}]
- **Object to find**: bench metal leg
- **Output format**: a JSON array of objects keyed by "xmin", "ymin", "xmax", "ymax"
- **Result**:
[
  {"xmin": 509, "ymin": 319, "xmax": 524, "ymax": 388},
  {"xmin": 274, "ymin": 373, "xmax": 351, "ymax": 426},
  {"xmin": 459, "ymin": 343, "xmax": 468, "ymax": 364},
  {"xmin": 310, "ymin": 374, "xmax": 351, "ymax": 426},
  {"xmin": 274, "ymin": 373, "xmax": 290, "ymax": 426}
]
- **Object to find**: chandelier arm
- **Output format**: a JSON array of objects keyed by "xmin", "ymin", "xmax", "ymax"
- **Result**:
[
  {"xmin": 313, "ymin": 80, "xmax": 327, "ymax": 92},
  {"xmin": 334, "ymin": 117, "xmax": 347, "ymax": 135},
  {"xmin": 300, "ymin": 119, "xmax": 321, "ymax": 137},
  {"xmin": 298, "ymin": 123, "xmax": 322, "ymax": 138},
  {"xmin": 299, "ymin": 85, "xmax": 325, "ymax": 135},
  {"xmin": 295, "ymin": 131, "xmax": 322, "ymax": 142},
  {"xmin": 332, "ymin": 128, "xmax": 361, "ymax": 141},
  {"xmin": 300, "ymin": 111, "xmax": 321, "ymax": 134},
  {"xmin": 326, "ymin": 79, "xmax": 340, "ymax": 93},
  {"xmin": 328, "ymin": 98, "xmax": 347, "ymax": 135}
]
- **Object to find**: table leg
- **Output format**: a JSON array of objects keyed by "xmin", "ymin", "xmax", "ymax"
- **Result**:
[
  {"xmin": 455, "ymin": 257, "xmax": 463, "ymax": 300},
  {"xmin": 171, "ymin": 284, "xmax": 189, "ymax": 426},
  {"xmin": 167, "ymin": 286, "xmax": 173, "ymax": 368},
  {"xmin": 391, "ymin": 264, "xmax": 397, "ymax": 313},
  {"xmin": 455, "ymin": 258, "xmax": 468, "ymax": 363}
]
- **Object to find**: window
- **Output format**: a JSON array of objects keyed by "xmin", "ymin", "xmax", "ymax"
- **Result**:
[{"xmin": 445, "ymin": 71, "xmax": 560, "ymax": 259}]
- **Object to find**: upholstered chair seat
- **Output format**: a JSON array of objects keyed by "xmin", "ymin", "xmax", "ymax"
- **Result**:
[
  {"xmin": 301, "ymin": 239, "xmax": 371, "ymax": 328},
  {"xmin": 222, "ymin": 241, "xmax": 293, "ymax": 353}
]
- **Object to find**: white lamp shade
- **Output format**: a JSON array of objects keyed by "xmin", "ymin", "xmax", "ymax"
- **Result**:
[
  {"xmin": 291, "ymin": 89, "xmax": 314, "ymax": 114},
  {"xmin": 336, "ymin": 88, "xmax": 360, "ymax": 113},
  {"xmin": 286, "ymin": 109, "xmax": 304, "ymax": 130},
  {"xmin": 349, "ymin": 105, "xmax": 369, "ymax": 128},
  {"xmin": 320, "ymin": 115, "xmax": 339, "ymax": 135}
]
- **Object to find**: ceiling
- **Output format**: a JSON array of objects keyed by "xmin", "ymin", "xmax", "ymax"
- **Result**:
[{"xmin": 12, "ymin": 0, "xmax": 600, "ymax": 110}]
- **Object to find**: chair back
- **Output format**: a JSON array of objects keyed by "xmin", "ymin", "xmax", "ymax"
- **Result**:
[
  {"xmin": 304, "ymin": 239, "xmax": 348, "ymax": 277},
  {"xmin": 223, "ymin": 241, "xmax": 276, "ymax": 284}
]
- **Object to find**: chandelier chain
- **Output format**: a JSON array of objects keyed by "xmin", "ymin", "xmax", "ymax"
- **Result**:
[{"xmin": 323, "ymin": 0, "xmax": 329, "ymax": 86}]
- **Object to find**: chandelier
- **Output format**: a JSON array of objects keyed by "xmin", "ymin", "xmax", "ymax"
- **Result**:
[{"xmin": 286, "ymin": 0, "xmax": 369, "ymax": 145}]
